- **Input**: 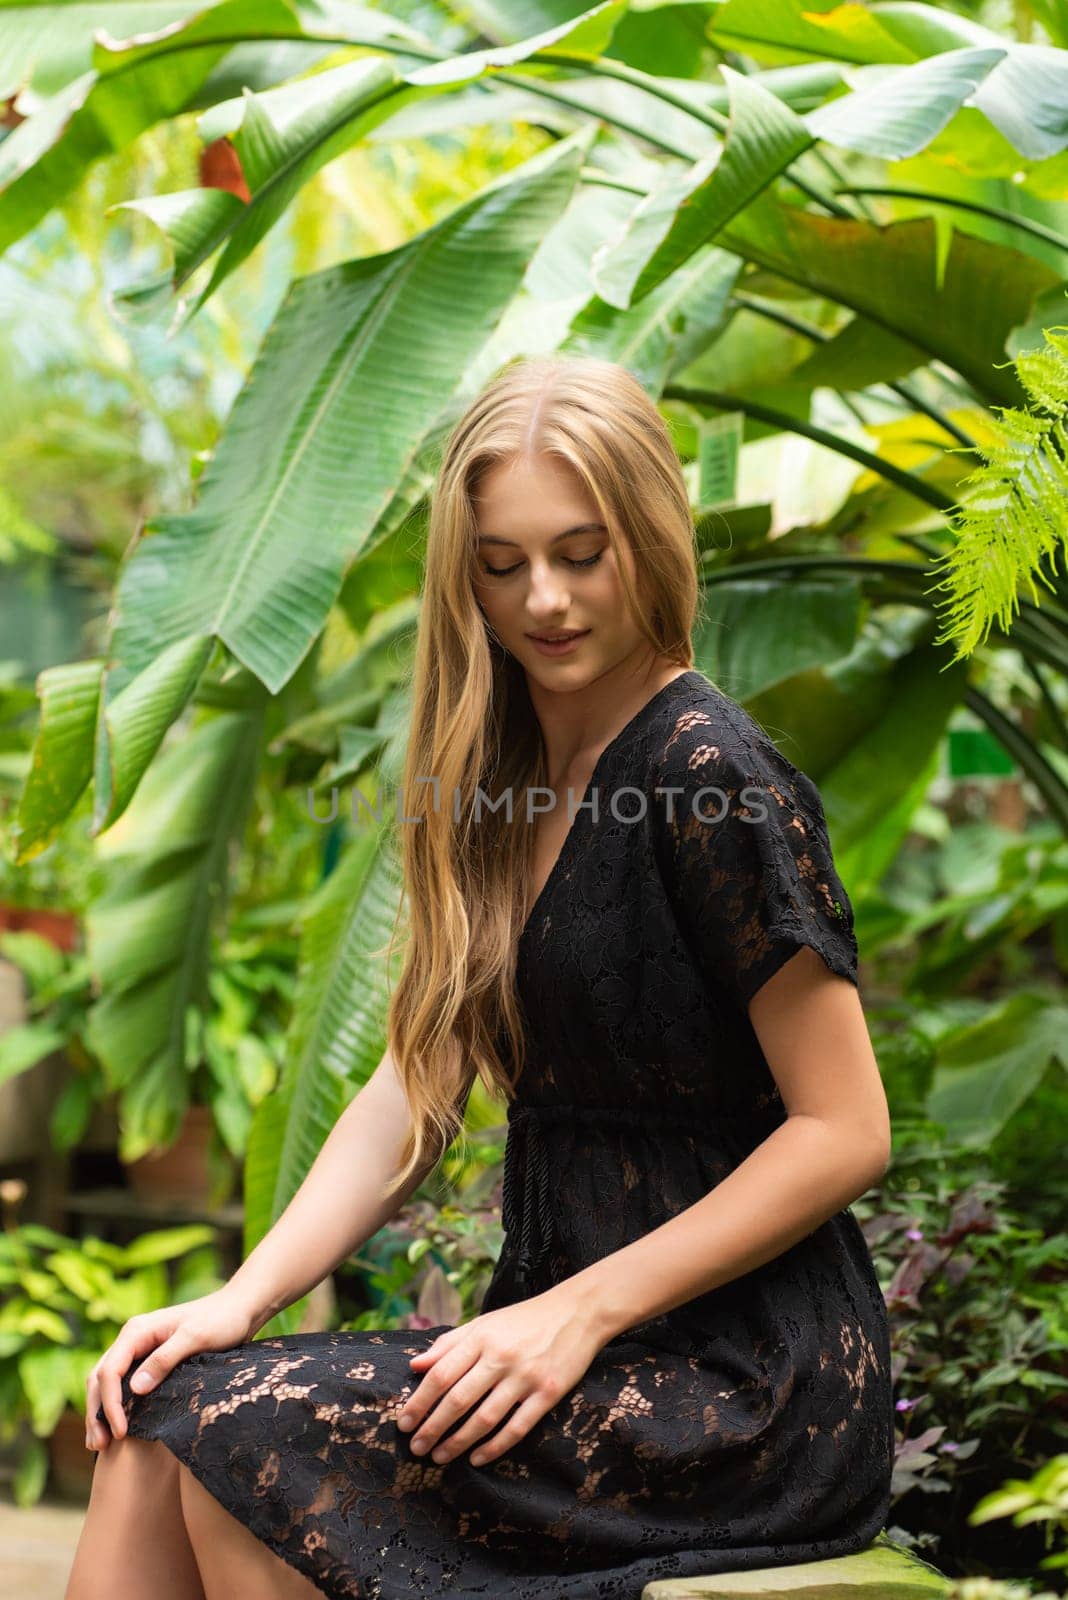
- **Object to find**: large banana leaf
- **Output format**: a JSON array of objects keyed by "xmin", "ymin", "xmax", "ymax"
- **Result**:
[
  {"xmin": 694, "ymin": 576, "xmax": 862, "ymax": 703},
  {"xmin": 465, "ymin": 131, "xmax": 743, "ymax": 395},
  {"xmin": 244, "ymin": 819, "xmax": 404, "ymax": 1335},
  {"xmin": 12, "ymin": 637, "xmax": 216, "ymax": 859},
  {"xmin": 10, "ymin": 658, "xmax": 103, "ymax": 861},
  {"xmin": 92, "ymin": 634, "xmax": 215, "ymax": 833},
  {"xmin": 705, "ymin": 0, "xmax": 915, "ymax": 65},
  {"xmin": 926, "ymin": 992, "xmax": 1068, "ymax": 1145},
  {"xmin": 562, "ymin": 244, "xmax": 742, "ymax": 395},
  {"xmin": 114, "ymin": 56, "xmax": 407, "ymax": 320},
  {"xmin": 592, "ymin": 64, "xmax": 814, "ymax": 310},
  {"xmin": 87, "ymin": 128, "xmax": 590, "ymax": 849},
  {"xmin": 739, "ymin": 613, "xmax": 971, "ymax": 891},
  {"xmin": 707, "ymin": 0, "xmax": 1068, "ymax": 157},
  {"xmin": 715, "ymin": 195, "xmax": 1059, "ymax": 408},
  {"xmin": 806, "ymin": 47, "xmax": 1006, "ymax": 156},
  {"xmin": 0, "ymin": 0, "xmax": 203, "ymax": 99},
  {"xmin": 803, "ymin": 636, "xmax": 968, "ymax": 882},
  {"xmin": 85, "ymin": 681, "xmax": 268, "ymax": 1160},
  {"xmin": 112, "ymin": 0, "xmax": 627, "ymax": 317},
  {"xmin": 871, "ymin": 2, "xmax": 1068, "ymax": 160},
  {"xmin": 0, "ymin": 0, "xmax": 308, "ymax": 252},
  {"xmin": 592, "ymin": 46, "xmax": 1024, "ymax": 311}
]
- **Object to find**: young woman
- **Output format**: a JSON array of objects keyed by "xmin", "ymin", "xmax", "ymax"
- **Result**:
[{"xmin": 68, "ymin": 355, "xmax": 894, "ymax": 1600}]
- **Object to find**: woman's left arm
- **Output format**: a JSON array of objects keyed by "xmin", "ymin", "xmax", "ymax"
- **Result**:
[
  {"xmin": 547, "ymin": 946, "xmax": 891, "ymax": 1344},
  {"xmin": 563, "ymin": 719, "xmax": 893, "ymax": 1343}
]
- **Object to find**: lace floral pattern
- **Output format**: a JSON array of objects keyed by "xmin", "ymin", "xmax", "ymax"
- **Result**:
[
  {"xmin": 654, "ymin": 700, "xmax": 859, "ymax": 1010},
  {"xmin": 99, "ymin": 671, "xmax": 895, "ymax": 1600}
]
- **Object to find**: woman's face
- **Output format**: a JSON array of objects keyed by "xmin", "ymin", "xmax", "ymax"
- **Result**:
[{"xmin": 472, "ymin": 451, "xmax": 649, "ymax": 690}]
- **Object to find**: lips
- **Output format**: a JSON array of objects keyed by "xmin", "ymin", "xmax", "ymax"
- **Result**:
[{"xmin": 527, "ymin": 631, "xmax": 588, "ymax": 642}]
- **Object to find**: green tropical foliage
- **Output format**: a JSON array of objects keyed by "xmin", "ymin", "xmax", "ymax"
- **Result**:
[
  {"xmin": 2, "ymin": 0, "xmax": 1067, "ymax": 1367},
  {"xmin": 0, "ymin": 1219, "xmax": 226, "ymax": 1506}
]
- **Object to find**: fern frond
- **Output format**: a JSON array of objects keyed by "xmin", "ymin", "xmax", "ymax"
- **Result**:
[{"xmin": 927, "ymin": 323, "xmax": 1068, "ymax": 662}]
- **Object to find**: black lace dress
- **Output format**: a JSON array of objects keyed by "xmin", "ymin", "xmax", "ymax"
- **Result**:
[{"xmin": 98, "ymin": 669, "xmax": 895, "ymax": 1600}]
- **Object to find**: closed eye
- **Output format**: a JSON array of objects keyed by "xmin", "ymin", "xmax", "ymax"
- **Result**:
[{"xmin": 480, "ymin": 552, "xmax": 604, "ymax": 578}]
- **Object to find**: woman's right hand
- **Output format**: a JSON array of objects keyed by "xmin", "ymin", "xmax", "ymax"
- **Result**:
[{"xmin": 86, "ymin": 1286, "xmax": 260, "ymax": 1452}]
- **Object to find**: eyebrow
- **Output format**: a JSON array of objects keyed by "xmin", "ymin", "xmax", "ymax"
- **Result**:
[{"xmin": 476, "ymin": 522, "xmax": 607, "ymax": 548}]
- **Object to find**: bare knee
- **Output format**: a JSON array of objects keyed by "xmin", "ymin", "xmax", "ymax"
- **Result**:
[
  {"xmin": 88, "ymin": 1434, "xmax": 179, "ymax": 1499},
  {"xmin": 66, "ymin": 1436, "xmax": 202, "ymax": 1600}
]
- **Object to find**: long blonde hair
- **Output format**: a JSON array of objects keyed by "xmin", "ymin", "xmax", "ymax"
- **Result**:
[{"xmin": 379, "ymin": 354, "xmax": 700, "ymax": 1201}]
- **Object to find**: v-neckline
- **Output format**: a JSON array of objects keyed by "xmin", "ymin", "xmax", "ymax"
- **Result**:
[{"xmin": 519, "ymin": 670, "xmax": 699, "ymax": 943}]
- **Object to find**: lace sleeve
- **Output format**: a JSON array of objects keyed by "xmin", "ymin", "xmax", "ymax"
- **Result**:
[{"xmin": 653, "ymin": 710, "xmax": 859, "ymax": 1010}]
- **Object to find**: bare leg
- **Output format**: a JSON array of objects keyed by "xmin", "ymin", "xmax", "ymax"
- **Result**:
[
  {"xmin": 177, "ymin": 1461, "xmax": 324, "ymax": 1600},
  {"xmin": 65, "ymin": 1437, "xmax": 205, "ymax": 1600}
]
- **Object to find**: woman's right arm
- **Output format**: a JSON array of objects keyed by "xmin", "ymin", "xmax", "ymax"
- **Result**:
[
  {"xmin": 88, "ymin": 1045, "xmax": 459, "ymax": 1450},
  {"xmin": 228, "ymin": 1043, "xmax": 451, "ymax": 1335}
]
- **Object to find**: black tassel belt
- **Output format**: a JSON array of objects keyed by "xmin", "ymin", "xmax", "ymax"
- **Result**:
[
  {"xmin": 498, "ymin": 1098, "xmax": 785, "ymax": 1298},
  {"xmin": 500, "ymin": 1103, "xmax": 555, "ymax": 1298}
]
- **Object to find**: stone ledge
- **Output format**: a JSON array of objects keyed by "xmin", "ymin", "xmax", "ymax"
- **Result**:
[{"xmin": 641, "ymin": 1531, "xmax": 949, "ymax": 1599}]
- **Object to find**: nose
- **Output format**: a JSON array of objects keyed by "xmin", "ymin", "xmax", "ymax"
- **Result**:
[{"xmin": 525, "ymin": 560, "xmax": 572, "ymax": 623}]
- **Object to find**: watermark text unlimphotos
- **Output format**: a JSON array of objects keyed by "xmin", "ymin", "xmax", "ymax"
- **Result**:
[{"xmin": 306, "ymin": 781, "xmax": 773, "ymax": 828}]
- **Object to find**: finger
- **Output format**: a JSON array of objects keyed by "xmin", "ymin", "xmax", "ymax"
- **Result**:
[
  {"xmin": 398, "ymin": 1343, "xmax": 481, "ymax": 1438},
  {"xmin": 124, "ymin": 1329, "xmax": 195, "ymax": 1398},
  {"xmin": 97, "ymin": 1345, "xmax": 139, "ymax": 1442},
  {"xmin": 409, "ymin": 1326, "xmax": 463, "ymax": 1367},
  {"xmin": 97, "ymin": 1320, "xmax": 171, "ymax": 1439},
  {"xmin": 406, "ymin": 1356, "xmax": 498, "ymax": 1459},
  {"xmin": 425, "ymin": 1380, "xmax": 524, "ymax": 1465},
  {"xmin": 407, "ymin": 1363, "xmax": 495, "ymax": 1458},
  {"xmin": 85, "ymin": 1371, "xmax": 107, "ymax": 1452},
  {"xmin": 467, "ymin": 1387, "xmax": 559, "ymax": 1467}
]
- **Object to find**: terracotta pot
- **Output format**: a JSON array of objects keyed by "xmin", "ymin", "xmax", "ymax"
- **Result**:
[
  {"xmin": 0, "ymin": 904, "xmax": 80, "ymax": 952},
  {"xmin": 124, "ymin": 1103, "xmax": 219, "ymax": 1205},
  {"xmin": 48, "ymin": 1404, "xmax": 95, "ymax": 1501}
]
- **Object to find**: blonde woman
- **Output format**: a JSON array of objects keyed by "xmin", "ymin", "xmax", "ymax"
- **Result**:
[{"xmin": 68, "ymin": 355, "xmax": 894, "ymax": 1600}]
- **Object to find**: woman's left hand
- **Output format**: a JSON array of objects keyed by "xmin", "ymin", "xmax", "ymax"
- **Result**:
[{"xmin": 396, "ymin": 1286, "xmax": 605, "ymax": 1468}]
